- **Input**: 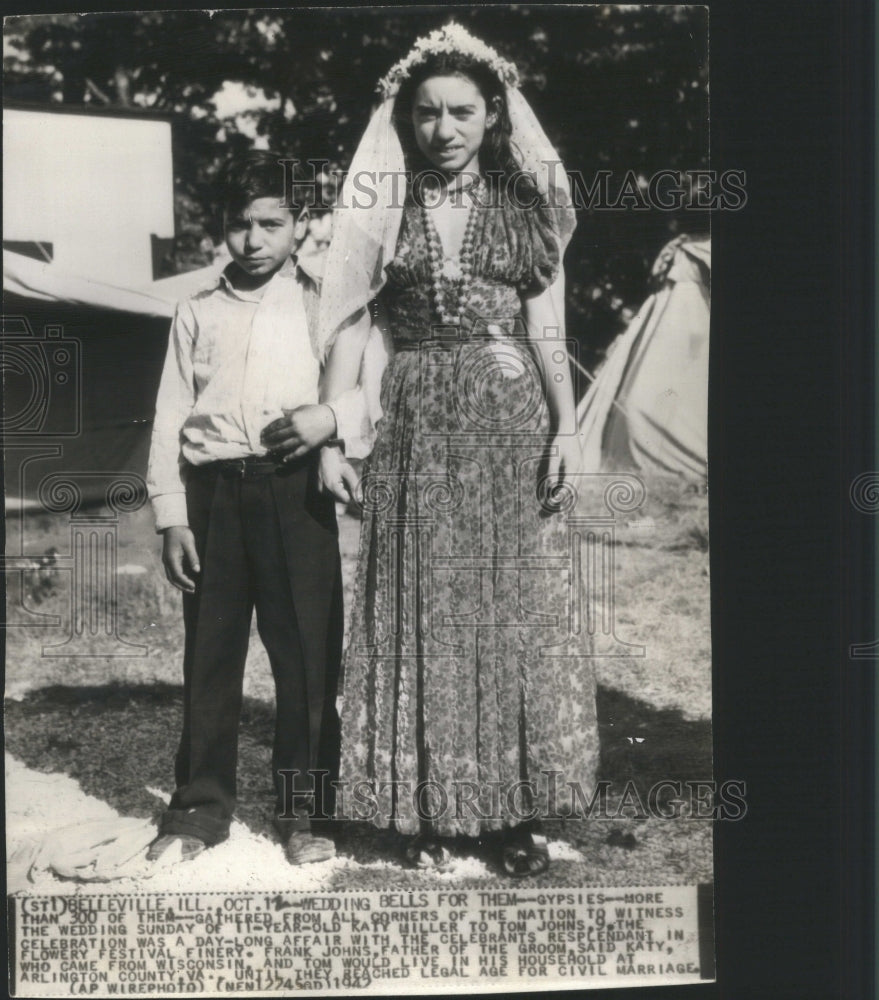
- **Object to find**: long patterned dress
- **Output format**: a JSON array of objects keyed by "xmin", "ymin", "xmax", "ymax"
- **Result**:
[{"xmin": 339, "ymin": 192, "xmax": 599, "ymax": 837}]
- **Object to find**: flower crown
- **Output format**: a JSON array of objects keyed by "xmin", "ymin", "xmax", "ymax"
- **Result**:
[{"xmin": 377, "ymin": 22, "xmax": 520, "ymax": 99}]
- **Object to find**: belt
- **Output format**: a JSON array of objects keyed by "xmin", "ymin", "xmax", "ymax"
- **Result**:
[{"xmin": 193, "ymin": 456, "xmax": 288, "ymax": 480}]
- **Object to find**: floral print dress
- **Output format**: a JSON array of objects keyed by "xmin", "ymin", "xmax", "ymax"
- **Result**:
[{"xmin": 339, "ymin": 192, "xmax": 599, "ymax": 837}]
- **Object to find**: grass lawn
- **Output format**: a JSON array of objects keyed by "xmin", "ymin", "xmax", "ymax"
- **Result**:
[{"xmin": 5, "ymin": 472, "xmax": 712, "ymax": 888}]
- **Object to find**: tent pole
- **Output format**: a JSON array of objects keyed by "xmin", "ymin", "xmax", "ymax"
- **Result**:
[{"xmin": 568, "ymin": 351, "xmax": 634, "ymax": 420}]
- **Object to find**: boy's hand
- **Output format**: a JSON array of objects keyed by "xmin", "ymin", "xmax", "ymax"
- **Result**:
[
  {"xmin": 319, "ymin": 446, "xmax": 361, "ymax": 506},
  {"xmin": 162, "ymin": 526, "xmax": 200, "ymax": 593},
  {"xmin": 261, "ymin": 405, "xmax": 336, "ymax": 461}
]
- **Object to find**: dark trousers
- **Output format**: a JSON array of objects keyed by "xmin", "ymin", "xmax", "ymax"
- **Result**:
[{"xmin": 159, "ymin": 456, "xmax": 342, "ymax": 846}]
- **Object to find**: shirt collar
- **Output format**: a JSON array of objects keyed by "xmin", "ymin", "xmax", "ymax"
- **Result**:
[{"xmin": 218, "ymin": 255, "xmax": 301, "ymax": 302}]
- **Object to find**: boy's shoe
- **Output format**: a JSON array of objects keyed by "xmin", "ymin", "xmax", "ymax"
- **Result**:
[
  {"xmin": 146, "ymin": 834, "xmax": 206, "ymax": 863},
  {"xmin": 284, "ymin": 831, "xmax": 335, "ymax": 866}
]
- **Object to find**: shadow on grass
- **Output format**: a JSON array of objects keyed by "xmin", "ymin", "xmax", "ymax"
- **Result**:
[
  {"xmin": 5, "ymin": 682, "xmax": 712, "ymax": 876},
  {"xmin": 597, "ymin": 686, "xmax": 712, "ymax": 792},
  {"xmin": 6, "ymin": 683, "xmax": 274, "ymax": 835},
  {"xmin": 4, "ymin": 683, "xmax": 397, "ymax": 865}
]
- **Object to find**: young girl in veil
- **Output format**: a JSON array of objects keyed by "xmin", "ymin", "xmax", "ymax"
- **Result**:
[{"xmin": 318, "ymin": 24, "xmax": 598, "ymax": 876}]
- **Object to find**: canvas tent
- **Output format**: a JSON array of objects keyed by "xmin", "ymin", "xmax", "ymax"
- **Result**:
[
  {"xmin": 3, "ymin": 243, "xmax": 325, "ymax": 510},
  {"xmin": 3, "ymin": 249, "xmax": 182, "ymax": 317},
  {"xmin": 4, "ymin": 104, "xmax": 175, "ymax": 289},
  {"xmin": 577, "ymin": 237, "xmax": 710, "ymax": 481},
  {"xmin": 2, "ymin": 251, "xmax": 225, "ymax": 510},
  {"xmin": 2, "ymin": 102, "xmax": 227, "ymax": 508}
]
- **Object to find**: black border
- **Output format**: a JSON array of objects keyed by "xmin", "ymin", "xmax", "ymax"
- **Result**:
[{"xmin": 708, "ymin": 2, "xmax": 874, "ymax": 997}]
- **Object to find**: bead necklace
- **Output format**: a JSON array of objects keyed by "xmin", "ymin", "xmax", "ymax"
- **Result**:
[{"xmin": 421, "ymin": 178, "xmax": 483, "ymax": 325}]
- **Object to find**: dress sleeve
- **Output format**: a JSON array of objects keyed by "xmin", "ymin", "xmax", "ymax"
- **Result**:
[{"xmin": 514, "ymin": 201, "xmax": 564, "ymax": 296}]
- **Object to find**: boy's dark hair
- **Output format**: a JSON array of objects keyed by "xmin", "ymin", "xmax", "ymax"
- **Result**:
[{"xmin": 217, "ymin": 150, "xmax": 314, "ymax": 216}]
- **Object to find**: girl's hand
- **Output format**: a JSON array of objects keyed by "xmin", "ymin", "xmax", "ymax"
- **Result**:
[
  {"xmin": 318, "ymin": 446, "xmax": 361, "ymax": 506},
  {"xmin": 544, "ymin": 432, "xmax": 582, "ymax": 506},
  {"xmin": 261, "ymin": 404, "xmax": 336, "ymax": 461}
]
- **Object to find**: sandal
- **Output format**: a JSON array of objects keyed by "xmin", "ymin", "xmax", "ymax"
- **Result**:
[
  {"xmin": 403, "ymin": 834, "xmax": 451, "ymax": 870},
  {"xmin": 501, "ymin": 826, "xmax": 550, "ymax": 878}
]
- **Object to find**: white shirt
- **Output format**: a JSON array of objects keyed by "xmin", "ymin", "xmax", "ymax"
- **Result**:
[{"xmin": 147, "ymin": 257, "xmax": 369, "ymax": 530}]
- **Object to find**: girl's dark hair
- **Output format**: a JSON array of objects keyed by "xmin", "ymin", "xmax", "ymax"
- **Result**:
[{"xmin": 392, "ymin": 52, "xmax": 540, "ymax": 204}]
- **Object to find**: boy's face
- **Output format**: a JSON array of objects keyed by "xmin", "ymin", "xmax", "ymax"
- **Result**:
[{"xmin": 224, "ymin": 197, "xmax": 300, "ymax": 282}]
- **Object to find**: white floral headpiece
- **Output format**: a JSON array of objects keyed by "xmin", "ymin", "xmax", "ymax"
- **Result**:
[{"xmin": 377, "ymin": 22, "xmax": 520, "ymax": 99}]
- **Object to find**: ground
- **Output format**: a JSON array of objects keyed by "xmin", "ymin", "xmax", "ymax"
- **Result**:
[{"xmin": 5, "ymin": 473, "xmax": 712, "ymax": 892}]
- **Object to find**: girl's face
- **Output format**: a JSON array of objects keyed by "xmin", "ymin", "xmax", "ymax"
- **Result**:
[{"xmin": 411, "ymin": 73, "xmax": 496, "ymax": 176}]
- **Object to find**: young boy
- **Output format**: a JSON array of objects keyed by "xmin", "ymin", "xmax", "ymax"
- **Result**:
[{"xmin": 146, "ymin": 151, "xmax": 356, "ymax": 865}]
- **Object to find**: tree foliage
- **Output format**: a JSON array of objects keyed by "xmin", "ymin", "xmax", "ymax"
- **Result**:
[{"xmin": 4, "ymin": 6, "xmax": 708, "ymax": 364}]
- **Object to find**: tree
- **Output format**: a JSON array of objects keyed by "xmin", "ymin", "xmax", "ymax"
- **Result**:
[{"xmin": 4, "ymin": 7, "xmax": 708, "ymax": 363}]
